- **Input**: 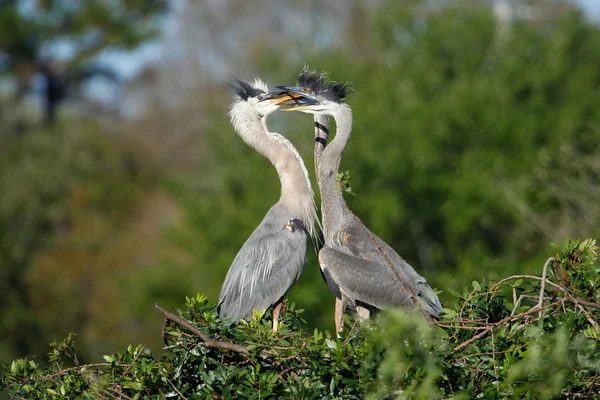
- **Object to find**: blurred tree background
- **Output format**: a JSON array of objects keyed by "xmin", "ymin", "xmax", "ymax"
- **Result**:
[{"xmin": 1, "ymin": 0, "xmax": 599, "ymax": 375}]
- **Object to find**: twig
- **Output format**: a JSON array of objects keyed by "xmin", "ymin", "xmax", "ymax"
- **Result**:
[
  {"xmin": 276, "ymin": 367, "xmax": 299, "ymax": 383},
  {"xmin": 569, "ymin": 297, "xmax": 600, "ymax": 311},
  {"xmin": 442, "ymin": 318, "xmax": 490, "ymax": 324},
  {"xmin": 536, "ymin": 257, "xmax": 554, "ymax": 309},
  {"xmin": 510, "ymin": 294, "xmax": 525, "ymax": 316},
  {"xmin": 41, "ymin": 363, "xmax": 125, "ymax": 381},
  {"xmin": 156, "ymin": 303, "xmax": 250, "ymax": 356},
  {"xmin": 459, "ymin": 287, "xmax": 478, "ymax": 321},
  {"xmin": 510, "ymin": 295, "xmax": 555, "ymax": 316},
  {"xmin": 105, "ymin": 386, "xmax": 135, "ymax": 400},
  {"xmin": 165, "ymin": 375, "xmax": 188, "ymax": 399},
  {"xmin": 343, "ymin": 319, "xmax": 359, "ymax": 346},
  {"xmin": 453, "ymin": 300, "xmax": 562, "ymax": 353},
  {"xmin": 575, "ymin": 303, "xmax": 600, "ymax": 333},
  {"xmin": 586, "ymin": 374, "xmax": 600, "ymax": 398},
  {"xmin": 276, "ymin": 341, "xmax": 307, "ymax": 361},
  {"xmin": 121, "ymin": 347, "xmax": 144, "ymax": 377},
  {"xmin": 490, "ymin": 274, "xmax": 563, "ymax": 293},
  {"xmin": 434, "ymin": 323, "xmax": 488, "ymax": 331}
]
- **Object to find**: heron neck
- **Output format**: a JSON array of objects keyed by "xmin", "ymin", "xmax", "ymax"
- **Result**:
[
  {"xmin": 314, "ymin": 114, "xmax": 329, "ymax": 179},
  {"xmin": 317, "ymin": 105, "xmax": 353, "ymax": 243},
  {"xmin": 255, "ymin": 119, "xmax": 317, "ymax": 237}
]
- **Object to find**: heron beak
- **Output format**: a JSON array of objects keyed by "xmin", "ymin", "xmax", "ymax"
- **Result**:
[
  {"xmin": 261, "ymin": 86, "xmax": 320, "ymax": 111},
  {"xmin": 259, "ymin": 91, "xmax": 306, "ymax": 106}
]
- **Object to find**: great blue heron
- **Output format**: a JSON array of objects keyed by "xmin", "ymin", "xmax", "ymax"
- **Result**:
[
  {"xmin": 265, "ymin": 69, "xmax": 443, "ymax": 333},
  {"xmin": 217, "ymin": 78, "xmax": 320, "ymax": 332}
]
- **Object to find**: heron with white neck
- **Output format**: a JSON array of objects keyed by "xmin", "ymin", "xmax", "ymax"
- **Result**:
[{"xmin": 218, "ymin": 78, "xmax": 320, "ymax": 331}]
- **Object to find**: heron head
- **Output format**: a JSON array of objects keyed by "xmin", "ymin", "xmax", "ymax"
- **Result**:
[
  {"xmin": 258, "ymin": 86, "xmax": 322, "ymax": 113},
  {"xmin": 261, "ymin": 67, "xmax": 352, "ymax": 115},
  {"xmin": 230, "ymin": 78, "xmax": 283, "ymax": 117}
]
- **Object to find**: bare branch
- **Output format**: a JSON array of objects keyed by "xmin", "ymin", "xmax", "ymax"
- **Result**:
[
  {"xmin": 156, "ymin": 303, "xmax": 250, "ymax": 356},
  {"xmin": 165, "ymin": 375, "xmax": 188, "ymax": 399},
  {"xmin": 451, "ymin": 256, "xmax": 600, "ymax": 353},
  {"xmin": 41, "ymin": 363, "xmax": 125, "ymax": 381},
  {"xmin": 453, "ymin": 300, "xmax": 563, "ymax": 353},
  {"xmin": 536, "ymin": 257, "xmax": 554, "ymax": 309},
  {"xmin": 575, "ymin": 303, "xmax": 600, "ymax": 334}
]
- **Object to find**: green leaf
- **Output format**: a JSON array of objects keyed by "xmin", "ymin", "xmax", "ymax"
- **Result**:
[
  {"xmin": 442, "ymin": 308, "xmax": 457, "ymax": 319},
  {"xmin": 325, "ymin": 338, "xmax": 338, "ymax": 350},
  {"xmin": 512, "ymin": 279, "xmax": 523, "ymax": 287},
  {"xmin": 447, "ymin": 288, "xmax": 463, "ymax": 299}
]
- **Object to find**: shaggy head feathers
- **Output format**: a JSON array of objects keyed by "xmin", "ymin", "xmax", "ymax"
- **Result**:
[
  {"xmin": 230, "ymin": 78, "xmax": 268, "ymax": 101},
  {"xmin": 296, "ymin": 67, "xmax": 352, "ymax": 103}
]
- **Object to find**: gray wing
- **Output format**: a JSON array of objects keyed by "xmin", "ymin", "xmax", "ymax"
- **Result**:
[
  {"xmin": 318, "ymin": 247, "xmax": 416, "ymax": 310},
  {"xmin": 218, "ymin": 216, "xmax": 308, "ymax": 323},
  {"xmin": 341, "ymin": 221, "xmax": 443, "ymax": 318}
]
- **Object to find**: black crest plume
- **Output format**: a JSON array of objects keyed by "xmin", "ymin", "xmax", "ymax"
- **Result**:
[
  {"xmin": 296, "ymin": 66, "xmax": 352, "ymax": 103},
  {"xmin": 230, "ymin": 78, "xmax": 264, "ymax": 100}
]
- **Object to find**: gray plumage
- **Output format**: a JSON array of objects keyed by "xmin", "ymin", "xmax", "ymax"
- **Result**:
[
  {"xmin": 218, "ymin": 78, "xmax": 318, "ymax": 325},
  {"xmin": 280, "ymin": 68, "xmax": 442, "ymax": 328},
  {"xmin": 218, "ymin": 206, "xmax": 308, "ymax": 321}
]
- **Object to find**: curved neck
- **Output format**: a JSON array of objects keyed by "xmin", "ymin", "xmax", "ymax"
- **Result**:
[
  {"xmin": 234, "ymin": 113, "xmax": 317, "ymax": 237},
  {"xmin": 317, "ymin": 104, "xmax": 353, "ymax": 242}
]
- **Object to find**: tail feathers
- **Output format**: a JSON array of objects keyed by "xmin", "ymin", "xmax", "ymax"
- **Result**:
[
  {"xmin": 417, "ymin": 284, "xmax": 443, "ymax": 319},
  {"xmin": 218, "ymin": 302, "xmax": 242, "ymax": 325}
]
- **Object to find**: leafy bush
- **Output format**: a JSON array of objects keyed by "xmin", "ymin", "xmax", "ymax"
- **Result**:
[{"xmin": 2, "ymin": 238, "xmax": 599, "ymax": 399}]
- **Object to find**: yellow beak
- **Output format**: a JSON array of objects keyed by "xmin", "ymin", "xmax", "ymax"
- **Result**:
[
  {"xmin": 261, "ymin": 88, "xmax": 320, "ymax": 110},
  {"xmin": 281, "ymin": 105, "xmax": 314, "ymax": 112},
  {"xmin": 263, "ymin": 92, "xmax": 308, "ymax": 106}
]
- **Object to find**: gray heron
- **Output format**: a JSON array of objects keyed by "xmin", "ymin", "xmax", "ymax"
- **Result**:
[
  {"xmin": 218, "ymin": 78, "xmax": 319, "ymax": 331},
  {"xmin": 264, "ymin": 69, "xmax": 443, "ymax": 333}
]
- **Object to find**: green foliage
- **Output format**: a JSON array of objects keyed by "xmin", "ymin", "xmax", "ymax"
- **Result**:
[
  {"xmin": 337, "ymin": 170, "xmax": 356, "ymax": 197},
  {"xmin": 1, "ymin": 295, "xmax": 380, "ymax": 399},
  {"xmin": 430, "ymin": 237, "xmax": 600, "ymax": 399},
  {"xmin": 0, "ymin": 124, "xmax": 154, "ymax": 364},
  {"xmin": 3, "ymin": 239, "xmax": 599, "ymax": 398},
  {"xmin": 294, "ymin": 3, "xmax": 600, "ymax": 289}
]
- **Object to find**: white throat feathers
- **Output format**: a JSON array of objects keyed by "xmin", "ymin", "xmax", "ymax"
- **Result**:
[{"xmin": 228, "ymin": 87, "xmax": 318, "ymax": 239}]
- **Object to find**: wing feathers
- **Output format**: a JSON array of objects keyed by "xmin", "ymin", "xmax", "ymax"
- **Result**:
[
  {"xmin": 319, "ymin": 247, "xmax": 416, "ymax": 310},
  {"xmin": 218, "ymin": 220, "xmax": 308, "ymax": 323}
]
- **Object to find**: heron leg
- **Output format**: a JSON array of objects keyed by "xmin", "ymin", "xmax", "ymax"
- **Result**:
[
  {"xmin": 335, "ymin": 297, "xmax": 345, "ymax": 335},
  {"xmin": 272, "ymin": 301, "xmax": 283, "ymax": 332},
  {"xmin": 356, "ymin": 305, "xmax": 370, "ymax": 320}
]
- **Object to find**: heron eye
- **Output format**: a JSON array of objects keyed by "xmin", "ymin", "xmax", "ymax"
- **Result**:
[{"xmin": 257, "ymin": 95, "xmax": 264, "ymax": 101}]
